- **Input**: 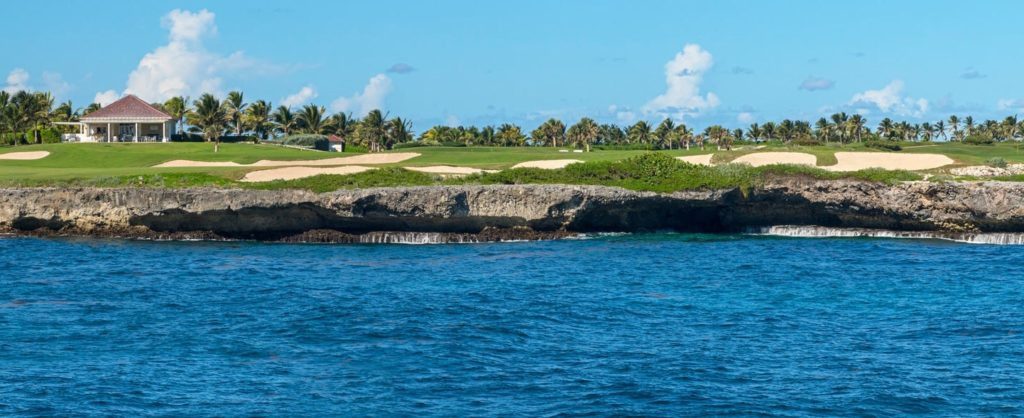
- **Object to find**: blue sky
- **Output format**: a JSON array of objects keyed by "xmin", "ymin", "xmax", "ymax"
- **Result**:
[{"xmin": 4, "ymin": 0, "xmax": 1023, "ymax": 131}]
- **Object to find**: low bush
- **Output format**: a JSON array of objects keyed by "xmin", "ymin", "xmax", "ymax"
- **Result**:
[
  {"xmin": 592, "ymin": 143, "xmax": 658, "ymax": 151},
  {"xmin": 393, "ymin": 142, "xmax": 429, "ymax": 149},
  {"xmin": 279, "ymin": 134, "xmax": 329, "ymax": 151},
  {"xmin": 864, "ymin": 140, "xmax": 902, "ymax": 151},
  {"xmin": 1, "ymin": 132, "xmax": 26, "ymax": 146},
  {"xmin": 40, "ymin": 127, "xmax": 62, "ymax": 144},
  {"xmin": 964, "ymin": 135, "xmax": 995, "ymax": 145},
  {"xmin": 986, "ymin": 157, "xmax": 1008, "ymax": 168},
  {"xmin": 792, "ymin": 137, "xmax": 822, "ymax": 146}
]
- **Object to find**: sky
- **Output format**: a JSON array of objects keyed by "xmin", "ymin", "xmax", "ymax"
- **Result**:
[{"xmin": 4, "ymin": 0, "xmax": 1024, "ymax": 131}]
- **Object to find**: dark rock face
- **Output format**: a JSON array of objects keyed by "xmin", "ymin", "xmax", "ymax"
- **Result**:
[{"xmin": 2, "ymin": 180, "xmax": 1024, "ymax": 242}]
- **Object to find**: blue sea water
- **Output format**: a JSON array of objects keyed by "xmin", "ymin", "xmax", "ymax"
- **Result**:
[{"xmin": 1, "ymin": 234, "xmax": 1023, "ymax": 416}]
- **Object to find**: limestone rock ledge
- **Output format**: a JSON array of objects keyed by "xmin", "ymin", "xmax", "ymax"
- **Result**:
[{"xmin": 1, "ymin": 180, "xmax": 1023, "ymax": 242}]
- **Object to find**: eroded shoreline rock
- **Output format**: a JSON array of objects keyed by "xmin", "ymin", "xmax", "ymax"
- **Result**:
[{"xmin": 2, "ymin": 180, "xmax": 1023, "ymax": 242}]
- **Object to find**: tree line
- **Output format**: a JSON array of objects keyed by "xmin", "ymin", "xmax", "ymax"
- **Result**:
[{"xmin": 3, "ymin": 88, "xmax": 1023, "ymax": 150}]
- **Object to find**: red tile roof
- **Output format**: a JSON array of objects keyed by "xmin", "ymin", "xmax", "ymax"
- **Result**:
[
  {"xmin": 81, "ymin": 95, "xmax": 173, "ymax": 120},
  {"xmin": 328, "ymin": 135, "xmax": 345, "ymax": 144}
]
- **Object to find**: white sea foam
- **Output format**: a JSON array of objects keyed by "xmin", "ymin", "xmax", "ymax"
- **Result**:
[{"xmin": 750, "ymin": 225, "xmax": 1024, "ymax": 245}]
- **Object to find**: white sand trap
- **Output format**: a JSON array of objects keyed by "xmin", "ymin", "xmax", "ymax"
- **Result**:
[
  {"xmin": 826, "ymin": 152, "xmax": 954, "ymax": 172},
  {"xmin": 0, "ymin": 151, "xmax": 50, "ymax": 160},
  {"xmin": 241, "ymin": 165, "xmax": 375, "ymax": 182},
  {"xmin": 732, "ymin": 152, "xmax": 817, "ymax": 167},
  {"xmin": 677, "ymin": 155, "xmax": 713, "ymax": 165},
  {"xmin": 512, "ymin": 159, "xmax": 583, "ymax": 169},
  {"xmin": 405, "ymin": 165, "xmax": 492, "ymax": 175},
  {"xmin": 155, "ymin": 152, "xmax": 420, "ymax": 168}
]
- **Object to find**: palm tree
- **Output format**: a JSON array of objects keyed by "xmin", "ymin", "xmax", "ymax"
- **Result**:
[
  {"xmin": 627, "ymin": 121, "xmax": 651, "ymax": 145},
  {"xmin": 653, "ymin": 118, "xmax": 675, "ymax": 149},
  {"xmin": 830, "ymin": 112, "xmax": 848, "ymax": 143},
  {"xmin": 186, "ymin": 93, "xmax": 228, "ymax": 152},
  {"xmin": 51, "ymin": 100, "xmax": 80, "ymax": 134},
  {"xmin": 271, "ymin": 106, "xmax": 296, "ymax": 137},
  {"xmin": 163, "ymin": 96, "xmax": 188, "ymax": 135},
  {"xmin": 849, "ymin": 114, "xmax": 866, "ymax": 143},
  {"xmin": 296, "ymin": 104, "xmax": 327, "ymax": 134},
  {"xmin": 83, "ymin": 102, "xmax": 102, "ymax": 116},
  {"xmin": 815, "ymin": 118, "xmax": 831, "ymax": 143},
  {"xmin": 948, "ymin": 115, "xmax": 960, "ymax": 142},
  {"xmin": 761, "ymin": 122, "xmax": 776, "ymax": 141},
  {"xmin": 356, "ymin": 109, "xmax": 388, "ymax": 152},
  {"xmin": 245, "ymin": 100, "xmax": 272, "ymax": 140},
  {"xmin": 675, "ymin": 124, "xmax": 693, "ymax": 149},
  {"xmin": 964, "ymin": 116, "xmax": 975, "ymax": 138},
  {"xmin": 746, "ymin": 123, "xmax": 761, "ymax": 142},
  {"xmin": 878, "ymin": 118, "xmax": 895, "ymax": 140},
  {"xmin": 495, "ymin": 123, "xmax": 526, "ymax": 147},
  {"xmin": 387, "ymin": 117, "xmax": 413, "ymax": 148},
  {"xmin": 222, "ymin": 91, "xmax": 247, "ymax": 136},
  {"xmin": 567, "ymin": 118, "xmax": 599, "ymax": 152},
  {"xmin": 327, "ymin": 112, "xmax": 355, "ymax": 141}
]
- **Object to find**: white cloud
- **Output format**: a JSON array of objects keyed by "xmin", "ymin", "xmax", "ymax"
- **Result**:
[
  {"xmin": 330, "ymin": 73, "xmax": 392, "ymax": 116},
  {"xmin": 737, "ymin": 112, "xmax": 755, "ymax": 123},
  {"xmin": 445, "ymin": 115, "xmax": 460, "ymax": 127},
  {"xmin": 41, "ymin": 72, "xmax": 71, "ymax": 99},
  {"xmin": 798, "ymin": 76, "xmax": 834, "ymax": 91},
  {"xmin": 94, "ymin": 9, "xmax": 274, "ymax": 104},
  {"xmin": 3, "ymin": 68, "xmax": 30, "ymax": 93},
  {"xmin": 94, "ymin": 90, "xmax": 119, "ymax": 106},
  {"xmin": 281, "ymin": 86, "xmax": 318, "ymax": 108},
  {"xmin": 642, "ymin": 44, "xmax": 720, "ymax": 119},
  {"xmin": 849, "ymin": 80, "xmax": 928, "ymax": 117},
  {"xmin": 997, "ymin": 99, "xmax": 1024, "ymax": 112}
]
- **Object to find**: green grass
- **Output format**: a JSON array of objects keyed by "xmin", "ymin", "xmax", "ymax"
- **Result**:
[{"xmin": 2, "ymin": 141, "xmax": 1022, "ymax": 191}]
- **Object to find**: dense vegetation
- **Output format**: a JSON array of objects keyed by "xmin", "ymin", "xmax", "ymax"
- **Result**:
[
  {"xmin": 3, "ymin": 88, "xmax": 1023, "ymax": 151},
  {"xmin": 0, "ymin": 152, "xmax": 922, "ymax": 193}
]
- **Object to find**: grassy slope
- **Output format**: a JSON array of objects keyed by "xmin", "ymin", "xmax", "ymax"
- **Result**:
[
  {"xmin": 2, "ymin": 141, "xmax": 1023, "ymax": 189},
  {"xmin": 0, "ymin": 143, "xmax": 349, "ymax": 181}
]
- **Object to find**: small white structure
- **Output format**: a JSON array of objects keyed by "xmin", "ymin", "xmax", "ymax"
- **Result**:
[{"xmin": 63, "ymin": 95, "xmax": 176, "ymax": 143}]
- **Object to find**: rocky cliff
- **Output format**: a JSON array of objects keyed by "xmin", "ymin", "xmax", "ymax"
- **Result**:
[{"xmin": 1, "ymin": 179, "xmax": 1023, "ymax": 242}]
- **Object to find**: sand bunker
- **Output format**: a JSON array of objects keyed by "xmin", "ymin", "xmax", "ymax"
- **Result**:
[
  {"xmin": 677, "ymin": 155, "xmax": 713, "ymax": 165},
  {"xmin": 0, "ymin": 151, "xmax": 50, "ymax": 160},
  {"xmin": 732, "ymin": 152, "xmax": 817, "ymax": 167},
  {"xmin": 240, "ymin": 165, "xmax": 375, "ymax": 182},
  {"xmin": 155, "ymin": 152, "xmax": 420, "ymax": 168},
  {"xmin": 405, "ymin": 166, "xmax": 493, "ymax": 175},
  {"xmin": 512, "ymin": 159, "xmax": 583, "ymax": 169},
  {"xmin": 826, "ymin": 152, "xmax": 954, "ymax": 172}
]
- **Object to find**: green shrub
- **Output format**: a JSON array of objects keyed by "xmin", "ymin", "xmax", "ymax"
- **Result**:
[
  {"xmin": 792, "ymin": 137, "xmax": 821, "ymax": 146},
  {"xmin": 279, "ymin": 134, "xmax": 329, "ymax": 151},
  {"xmin": 986, "ymin": 157, "xmax": 1008, "ymax": 168},
  {"xmin": 964, "ymin": 135, "xmax": 995, "ymax": 145},
  {"xmin": 1, "ymin": 132, "xmax": 26, "ymax": 146},
  {"xmin": 40, "ymin": 127, "xmax": 62, "ymax": 144},
  {"xmin": 864, "ymin": 140, "xmax": 902, "ymax": 151},
  {"xmin": 592, "ymin": 143, "xmax": 658, "ymax": 151},
  {"xmin": 393, "ymin": 142, "xmax": 429, "ymax": 149}
]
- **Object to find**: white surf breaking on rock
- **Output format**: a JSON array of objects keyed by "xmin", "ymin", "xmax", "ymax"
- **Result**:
[{"xmin": 750, "ymin": 225, "xmax": 1024, "ymax": 245}]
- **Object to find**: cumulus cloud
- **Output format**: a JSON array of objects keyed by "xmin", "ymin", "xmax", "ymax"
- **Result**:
[
  {"xmin": 96, "ymin": 9, "xmax": 273, "ymax": 104},
  {"xmin": 737, "ymin": 112, "xmax": 755, "ymax": 123},
  {"xmin": 330, "ymin": 74, "xmax": 392, "ymax": 116},
  {"xmin": 386, "ymin": 63, "xmax": 416, "ymax": 74},
  {"xmin": 960, "ymin": 68, "xmax": 986, "ymax": 80},
  {"xmin": 642, "ymin": 44, "xmax": 720, "ymax": 119},
  {"xmin": 281, "ymin": 85, "xmax": 318, "ymax": 107},
  {"xmin": 798, "ymin": 76, "xmax": 834, "ymax": 91},
  {"xmin": 997, "ymin": 99, "xmax": 1024, "ymax": 112},
  {"xmin": 42, "ymin": 72, "xmax": 71, "ymax": 98},
  {"xmin": 3, "ymin": 68, "xmax": 30, "ymax": 93},
  {"xmin": 849, "ymin": 80, "xmax": 928, "ymax": 117},
  {"xmin": 94, "ymin": 90, "xmax": 120, "ymax": 106}
]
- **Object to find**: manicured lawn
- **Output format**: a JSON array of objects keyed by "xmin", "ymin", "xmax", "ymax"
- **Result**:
[
  {"xmin": 2, "ymin": 141, "xmax": 1023, "ymax": 187},
  {"xmin": 392, "ymin": 146, "xmax": 709, "ymax": 169}
]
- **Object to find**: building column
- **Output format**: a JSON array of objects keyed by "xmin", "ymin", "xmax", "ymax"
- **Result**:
[
  {"xmin": 162, "ymin": 121, "xmax": 168, "ymax": 142},
  {"xmin": 135, "ymin": 122, "xmax": 140, "ymax": 142},
  {"xmin": 107, "ymin": 123, "xmax": 111, "ymax": 142}
]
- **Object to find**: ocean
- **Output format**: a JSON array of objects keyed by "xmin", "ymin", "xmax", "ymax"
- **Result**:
[{"xmin": 1, "ymin": 234, "xmax": 1022, "ymax": 415}]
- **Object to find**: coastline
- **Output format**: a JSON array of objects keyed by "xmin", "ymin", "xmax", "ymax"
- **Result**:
[{"xmin": 3, "ymin": 179, "xmax": 1024, "ymax": 244}]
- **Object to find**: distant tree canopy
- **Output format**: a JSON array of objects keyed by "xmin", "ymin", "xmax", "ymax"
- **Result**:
[{"xmin": 4, "ymin": 88, "xmax": 1024, "ymax": 149}]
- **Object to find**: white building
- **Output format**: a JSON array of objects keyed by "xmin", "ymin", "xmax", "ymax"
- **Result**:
[{"xmin": 62, "ymin": 95, "xmax": 176, "ymax": 142}]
